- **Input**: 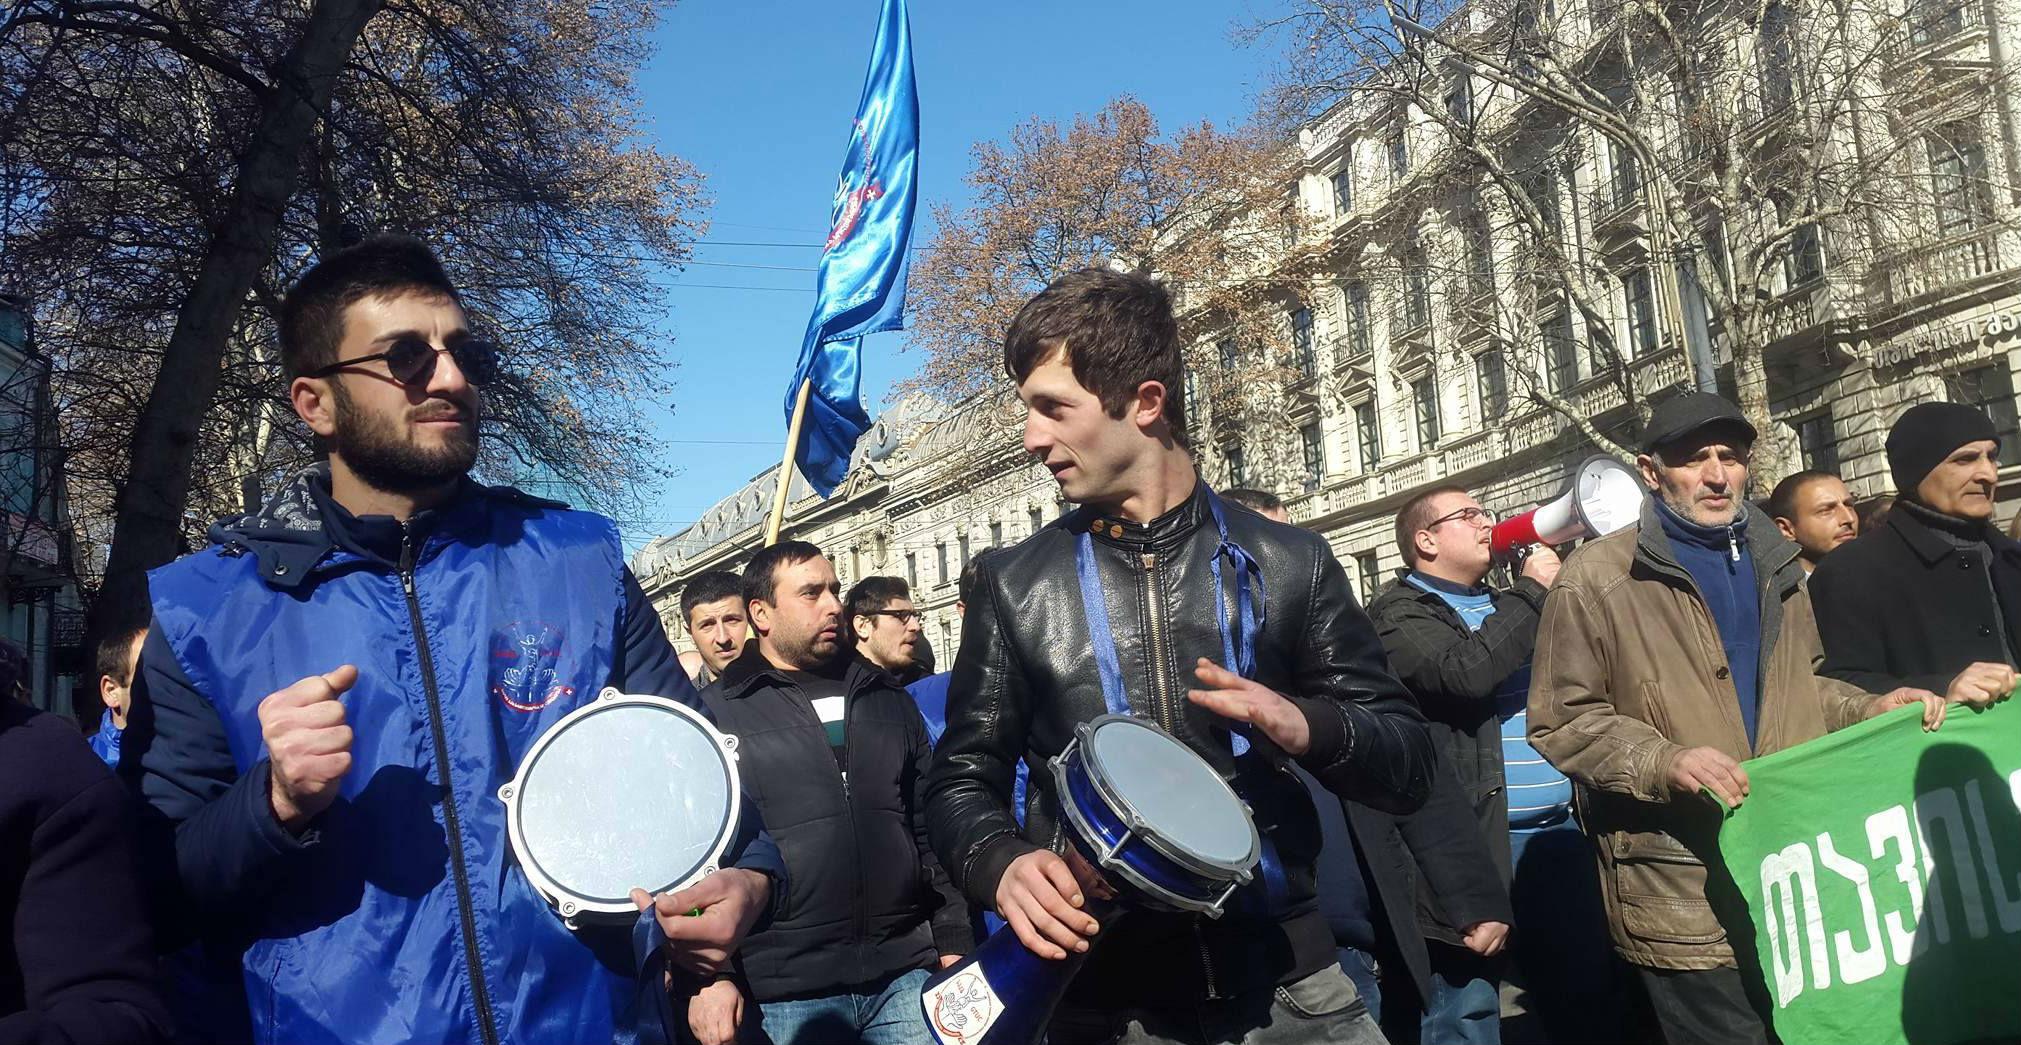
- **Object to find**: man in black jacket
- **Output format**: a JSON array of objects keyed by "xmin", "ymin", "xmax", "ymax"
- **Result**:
[
  {"xmin": 1811, "ymin": 401, "xmax": 2019, "ymax": 702},
  {"xmin": 0, "ymin": 679, "xmax": 171, "ymax": 1044},
  {"xmin": 926, "ymin": 268, "xmax": 1435, "ymax": 1045},
  {"xmin": 692, "ymin": 541, "xmax": 972, "ymax": 1045},
  {"xmin": 1368, "ymin": 484, "xmax": 1627, "ymax": 1044}
]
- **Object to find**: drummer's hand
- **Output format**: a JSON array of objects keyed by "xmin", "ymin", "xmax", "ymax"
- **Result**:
[
  {"xmin": 995, "ymin": 850, "xmax": 1101, "ymax": 961},
  {"xmin": 631, "ymin": 868, "xmax": 770, "ymax": 977},
  {"xmin": 1186, "ymin": 658, "xmax": 1311, "ymax": 756},
  {"xmin": 687, "ymin": 978, "xmax": 742, "ymax": 1045}
]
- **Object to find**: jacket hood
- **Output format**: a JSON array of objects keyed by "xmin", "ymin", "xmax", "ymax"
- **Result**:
[{"xmin": 208, "ymin": 462, "xmax": 562, "ymax": 590}]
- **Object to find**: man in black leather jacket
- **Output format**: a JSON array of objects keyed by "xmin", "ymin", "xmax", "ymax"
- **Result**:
[{"xmin": 925, "ymin": 268, "xmax": 1435, "ymax": 1044}]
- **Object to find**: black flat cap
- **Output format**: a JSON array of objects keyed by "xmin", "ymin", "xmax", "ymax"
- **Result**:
[{"xmin": 1642, "ymin": 392, "xmax": 1757, "ymax": 454}]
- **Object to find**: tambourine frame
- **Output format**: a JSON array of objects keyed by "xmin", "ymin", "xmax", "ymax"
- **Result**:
[
  {"xmin": 498, "ymin": 688, "xmax": 741, "ymax": 929},
  {"xmin": 1050, "ymin": 715, "xmax": 1259, "ymax": 912}
]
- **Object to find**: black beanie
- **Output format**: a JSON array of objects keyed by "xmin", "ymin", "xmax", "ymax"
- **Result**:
[{"xmin": 1887, "ymin": 401, "xmax": 1999, "ymax": 496}]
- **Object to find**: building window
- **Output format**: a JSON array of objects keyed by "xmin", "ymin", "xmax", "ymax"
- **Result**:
[
  {"xmin": 1342, "ymin": 282, "xmax": 1372, "ymax": 358},
  {"xmin": 1787, "ymin": 221, "xmax": 1824, "ymax": 286},
  {"xmin": 1544, "ymin": 309, "xmax": 1578, "ymax": 392},
  {"xmin": 906, "ymin": 552, "xmax": 917, "ymax": 588},
  {"xmin": 1218, "ymin": 337, "xmax": 1241, "ymax": 370},
  {"xmin": 1355, "ymin": 401, "xmax": 1381, "ymax": 472},
  {"xmin": 1518, "ymin": 169, "xmax": 1560, "ymax": 239},
  {"xmin": 1029, "ymin": 507, "xmax": 1044, "ymax": 536},
  {"xmin": 1947, "ymin": 364, "xmax": 2020, "ymax": 444},
  {"xmin": 990, "ymin": 521, "xmax": 1003, "ymax": 547},
  {"xmin": 1290, "ymin": 306, "xmax": 1316, "ymax": 379},
  {"xmin": 1930, "ymin": 124, "xmax": 1993, "ymax": 236},
  {"xmin": 1404, "ymin": 252, "xmax": 1432, "ymax": 331},
  {"xmin": 1227, "ymin": 442, "xmax": 1248, "ymax": 487},
  {"xmin": 1463, "ymin": 205, "xmax": 1495, "ymax": 296},
  {"xmin": 936, "ymin": 543, "xmax": 948, "ymax": 585},
  {"xmin": 941, "ymin": 618, "xmax": 952, "ymax": 654},
  {"xmin": 1354, "ymin": 551, "xmax": 1382, "ymax": 605},
  {"xmin": 1332, "ymin": 168, "xmax": 1354, "ymax": 215},
  {"xmin": 850, "ymin": 545, "xmax": 862, "ymax": 580},
  {"xmin": 1413, "ymin": 376, "xmax": 1442, "ymax": 449},
  {"xmin": 1760, "ymin": 1, "xmax": 1796, "ymax": 111},
  {"xmin": 1477, "ymin": 349, "xmax": 1508, "ymax": 420},
  {"xmin": 1797, "ymin": 411, "xmax": 1839, "ymax": 473},
  {"xmin": 1445, "ymin": 71, "xmax": 1474, "ymax": 124},
  {"xmin": 1300, "ymin": 421, "xmax": 1325, "ymax": 491},
  {"xmin": 1623, "ymin": 268, "xmax": 1658, "ymax": 358},
  {"xmin": 1610, "ymin": 142, "xmax": 1641, "ymax": 210},
  {"xmin": 959, "ymin": 534, "xmax": 971, "ymax": 567},
  {"xmin": 1183, "ymin": 367, "xmax": 1199, "ymax": 419},
  {"xmin": 1909, "ymin": 0, "xmax": 1969, "ymax": 46},
  {"xmin": 1388, "ymin": 129, "xmax": 1409, "ymax": 180}
]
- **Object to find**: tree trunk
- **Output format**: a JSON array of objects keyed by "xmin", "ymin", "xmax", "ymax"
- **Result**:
[
  {"xmin": 1731, "ymin": 338, "xmax": 1799, "ymax": 493},
  {"xmin": 86, "ymin": 0, "xmax": 384, "ymax": 644}
]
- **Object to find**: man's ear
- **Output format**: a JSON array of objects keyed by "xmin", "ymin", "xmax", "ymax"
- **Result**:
[
  {"xmin": 1133, "ymin": 380, "xmax": 1167, "ymax": 433},
  {"xmin": 291, "ymin": 376, "xmax": 339, "ymax": 438},
  {"xmin": 1635, "ymin": 453, "xmax": 1661, "ymax": 492},
  {"xmin": 1414, "ymin": 528, "xmax": 1440, "ymax": 563},
  {"xmin": 1775, "ymin": 517, "xmax": 1797, "ymax": 542},
  {"xmin": 747, "ymin": 599, "xmax": 772, "ymax": 637}
]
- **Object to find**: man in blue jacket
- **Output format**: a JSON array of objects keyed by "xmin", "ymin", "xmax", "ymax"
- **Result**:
[{"xmin": 123, "ymin": 235, "xmax": 783, "ymax": 1045}]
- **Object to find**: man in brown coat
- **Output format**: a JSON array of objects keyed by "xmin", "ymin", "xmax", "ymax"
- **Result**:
[{"xmin": 1526, "ymin": 393, "xmax": 1997, "ymax": 1045}]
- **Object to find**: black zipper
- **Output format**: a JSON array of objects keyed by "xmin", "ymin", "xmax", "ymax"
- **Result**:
[
  {"xmin": 400, "ymin": 526, "xmax": 502, "ymax": 1045},
  {"xmin": 1136, "ymin": 549, "xmax": 1222, "ymax": 998}
]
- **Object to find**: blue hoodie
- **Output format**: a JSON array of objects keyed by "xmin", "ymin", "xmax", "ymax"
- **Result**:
[{"xmin": 1654, "ymin": 499, "xmax": 1762, "ymax": 747}]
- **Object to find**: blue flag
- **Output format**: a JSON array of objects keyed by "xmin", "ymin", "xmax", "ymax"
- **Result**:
[{"xmin": 786, "ymin": 0, "xmax": 918, "ymax": 497}]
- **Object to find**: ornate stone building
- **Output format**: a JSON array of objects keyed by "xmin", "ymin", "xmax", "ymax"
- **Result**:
[{"xmin": 637, "ymin": 0, "xmax": 2021, "ymax": 651}]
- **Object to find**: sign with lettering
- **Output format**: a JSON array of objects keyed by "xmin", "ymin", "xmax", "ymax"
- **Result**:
[
  {"xmin": 1874, "ymin": 309, "xmax": 2021, "ymax": 368},
  {"xmin": 1717, "ymin": 702, "xmax": 2021, "ymax": 1045}
]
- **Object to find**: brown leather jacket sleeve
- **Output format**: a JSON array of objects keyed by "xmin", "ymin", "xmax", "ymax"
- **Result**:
[{"xmin": 1526, "ymin": 578, "xmax": 1683, "ymax": 804}]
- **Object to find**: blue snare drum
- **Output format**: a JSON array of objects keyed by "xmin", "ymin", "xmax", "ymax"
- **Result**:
[{"xmin": 1051, "ymin": 714, "xmax": 1260, "ymax": 916}]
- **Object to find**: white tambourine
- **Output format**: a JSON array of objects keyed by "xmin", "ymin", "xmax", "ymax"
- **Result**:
[{"xmin": 499, "ymin": 688, "xmax": 742, "ymax": 929}]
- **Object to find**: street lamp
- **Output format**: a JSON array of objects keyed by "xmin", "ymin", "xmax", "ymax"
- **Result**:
[{"xmin": 1389, "ymin": 9, "xmax": 1719, "ymax": 393}]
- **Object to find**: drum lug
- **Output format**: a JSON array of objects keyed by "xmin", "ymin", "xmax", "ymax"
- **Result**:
[
  {"xmin": 497, "ymin": 784, "xmax": 513, "ymax": 801},
  {"xmin": 1099, "ymin": 825, "xmax": 1133, "ymax": 866}
]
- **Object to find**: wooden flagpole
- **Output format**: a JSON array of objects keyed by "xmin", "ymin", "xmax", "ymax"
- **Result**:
[{"xmin": 764, "ymin": 378, "xmax": 814, "ymax": 547}]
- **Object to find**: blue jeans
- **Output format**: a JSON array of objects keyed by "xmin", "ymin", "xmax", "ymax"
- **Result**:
[
  {"xmin": 1508, "ymin": 822, "xmax": 1630, "ymax": 1044},
  {"xmin": 1421, "ymin": 943, "xmax": 1500, "ymax": 1045},
  {"xmin": 1336, "ymin": 946, "xmax": 1383, "ymax": 1025},
  {"xmin": 750, "ymin": 968, "xmax": 933, "ymax": 1045}
]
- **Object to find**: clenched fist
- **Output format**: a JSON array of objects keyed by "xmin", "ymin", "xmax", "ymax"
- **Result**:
[{"xmin": 260, "ymin": 665, "xmax": 357, "ymax": 833}]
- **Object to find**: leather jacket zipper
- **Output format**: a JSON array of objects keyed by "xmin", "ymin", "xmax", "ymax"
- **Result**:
[
  {"xmin": 1139, "ymin": 552, "xmax": 1180, "ymax": 730},
  {"xmin": 1138, "ymin": 550, "xmax": 1221, "ymax": 998},
  {"xmin": 400, "ymin": 527, "xmax": 502, "ymax": 1045}
]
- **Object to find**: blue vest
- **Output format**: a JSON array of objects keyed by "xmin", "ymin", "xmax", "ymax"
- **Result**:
[{"xmin": 148, "ymin": 492, "xmax": 641, "ymax": 1045}]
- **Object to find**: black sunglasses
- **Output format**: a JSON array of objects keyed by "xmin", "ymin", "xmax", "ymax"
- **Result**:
[{"xmin": 307, "ymin": 336, "xmax": 500, "ymax": 387}]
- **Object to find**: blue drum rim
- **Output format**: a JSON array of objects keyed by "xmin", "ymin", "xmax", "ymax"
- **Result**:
[{"xmin": 1051, "ymin": 715, "xmax": 1259, "ymax": 915}]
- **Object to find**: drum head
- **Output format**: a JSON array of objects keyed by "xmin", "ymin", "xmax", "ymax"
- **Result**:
[
  {"xmin": 1085, "ymin": 717, "xmax": 1255, "ymax": 868},
  {"xmin": 504, "ymin": 691, "xmax": 739, "ymax": 919}
]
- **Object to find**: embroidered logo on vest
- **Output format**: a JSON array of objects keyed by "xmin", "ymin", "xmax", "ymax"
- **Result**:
[{"xmin": 491, "ymin": 621, "xmax": 574, "ymax": 711}]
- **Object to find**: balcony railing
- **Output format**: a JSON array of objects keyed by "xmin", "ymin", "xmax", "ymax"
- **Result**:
[{"xmin": 1875, "ymin": 228, "xmax": 2010, "ymax": 307}]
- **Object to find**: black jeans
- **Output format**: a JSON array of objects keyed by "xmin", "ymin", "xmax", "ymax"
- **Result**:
[{"xmin": 1638, "ymin": 966, "xmax": 1777, "ymax": 1045}]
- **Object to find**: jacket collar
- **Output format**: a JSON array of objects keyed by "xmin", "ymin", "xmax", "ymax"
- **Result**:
[
  {"xmin": 1886, "ymin": 499, "xmax": 2021, "ymax": 567},
  {"xmin": 209, "ymin": 462, "xmax": 563, "ymax": 590},
  {"xmin": 713, "ymin": 640, "xmax": 882, "ymax": 700},
  {"xmin": 1072, "ymin": 480, "xmax": 1211, "ymax": 553},
  {"xmin": 1634, "ymin": 495, "xmax": 1801, "ymax": 595}
]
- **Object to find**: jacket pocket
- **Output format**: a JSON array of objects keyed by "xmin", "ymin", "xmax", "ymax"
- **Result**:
[
  {"xmin": 1273, "ymin": 963, "xmax": 1365, "ymax": 1020},
  {"xmin": 1637, "ymin": 680, "xmax": 1673, "ymax": 739},
  {"xmin": 1609, "ymin": 829, "xmax": 1725, "ymax": 945}
]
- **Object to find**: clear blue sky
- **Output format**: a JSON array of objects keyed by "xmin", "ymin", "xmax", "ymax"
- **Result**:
[{"xmin": 623, "ymin": 0, "xmax": 1283, "ymax": 552}]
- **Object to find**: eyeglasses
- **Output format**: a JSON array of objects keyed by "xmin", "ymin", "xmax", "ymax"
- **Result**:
[
  {"xmin": 307, "ymin": 336, "xmax": 500, "ymax": 388},
  {"xmin": 1425, "ymin": 505, "xmax": 1496, "ymax": 530},
  {"xmin": 861, "ymin": 609, "xmax": 919, "ymax": 625}
]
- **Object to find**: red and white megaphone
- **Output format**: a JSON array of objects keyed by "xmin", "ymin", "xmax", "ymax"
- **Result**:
[{"xmin": 1490, "ymin": 455, "xmax": 1644, "ymax": 560}]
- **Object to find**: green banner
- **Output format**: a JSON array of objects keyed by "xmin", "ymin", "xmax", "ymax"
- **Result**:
[{"xmin": 1717, "ymin": 702, "xmax": 2021, "ymax": 1045}]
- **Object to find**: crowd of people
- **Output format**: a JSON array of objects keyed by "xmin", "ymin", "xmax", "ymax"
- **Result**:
[{"xmin": 2, "ymin": 240, "xmax": 2017, "ymax": 1045}]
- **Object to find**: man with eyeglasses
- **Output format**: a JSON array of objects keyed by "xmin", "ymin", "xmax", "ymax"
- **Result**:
[
  {"xmin": 846, "ymin": 576, "xmax": 927, "ymax": 685},
  {"xmin": 122, "ymin": 235, "xmax": 784, "ymax": 1045},
  {"xmin": 1361, "ymin": 486, "xmax": 1580, "ymax": 1043}
]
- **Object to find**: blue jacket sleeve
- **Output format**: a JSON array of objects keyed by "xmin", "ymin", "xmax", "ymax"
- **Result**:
[
  {"xmin": 610, "ymin": 569, "xmax": 785, "ymax": 906},
  {"xmin": 122, "ymin": 624, "xmax": 313, "ymax": 935}
]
